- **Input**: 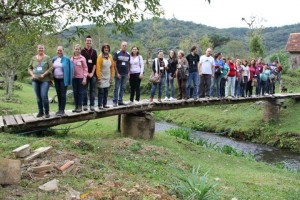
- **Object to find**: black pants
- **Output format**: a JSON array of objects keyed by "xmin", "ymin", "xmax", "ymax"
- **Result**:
[
  {"xmin": 246, "ymin": 80, "xmax": 253, "ymax": 97},
  {"xmin": 199, "ymin": 74, "xmax": 211, "ymax": 98},
  {"xmin": 220, "ymin": 77, "xmax": 226, "ymax": 98},
  {"xmin": 54, "ymin": 78, "xmax": 67, "ymax": 111},
  {"xmin": 98, "ymin": 87, "xmax": 109, "ymax": 107},
  {"xmin": 129, "ymin": 73, "xmax": 141, "ymax": 101}
]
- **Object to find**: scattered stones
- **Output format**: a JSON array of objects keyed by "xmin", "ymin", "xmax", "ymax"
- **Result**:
[
  {"xmin": 0, "ymin": 158, "xmax": 21, "ymax": 184},
  {"xmin": 38, "ymin": 179, "xmax": 59, "ymax": 192},
  {"xmin": 66, "ymin": 187, "xmax": 80, "ymax": 200},
  {"xmin": 59, "ymin": 160, "xmax": 75, "ymax": 172},
  {"xmin": 12, "ymin": 144, "xmax": 31, "ymax": 158},
  {"xmin": 24, "ymin": 146, "xmax": 52, "ymax": 163},
  {"xmin": 31, "ymin": 164, "xmax": 53, "ymax": 173}
]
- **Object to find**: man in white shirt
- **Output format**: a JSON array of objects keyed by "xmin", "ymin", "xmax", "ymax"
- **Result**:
[{"xmin": 198, "ymin": 48, "xmax": 215, "ymax": 98}]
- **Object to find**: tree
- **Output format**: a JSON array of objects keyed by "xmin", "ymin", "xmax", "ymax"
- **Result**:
[
  {"xmin": 199, "ymin": 35, "xmax": 213, "ymax": 54},
  {"xmin": 242, "ymin": 16, "xmax": 266, "ymax": 59},
  {"xmin": 0, "ymin": 0, "xmax": 164, "ymax": 35},
  {"xmin": 209, "ymin": 34, "xmax": 230, "ymax": 49},
  {"xmin": 223, "ymin": 40, "xmax": 247, "ymax": 59}
]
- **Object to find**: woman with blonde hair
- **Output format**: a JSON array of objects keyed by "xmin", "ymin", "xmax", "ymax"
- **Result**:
[
  {"xmin": 28, "ymin": 44, "xmax": 53, "ymax": 118},
  {"xmin": 71, "ymin": 44, "xmax": 88, "ymax": 113}
]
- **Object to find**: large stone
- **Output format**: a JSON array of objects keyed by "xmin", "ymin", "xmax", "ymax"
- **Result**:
[
  {"xmin": 12, "ymin": 144, "xmax": 31, "ymax": 158},
  {"xmin": 263, "ymin": 99, "xmax": 282, "ymax": 122},
  {"xmin": 0, "ymin": 158, "xmax": 21, "ymax": 184},
  {"xmin": 121, "ymin": 112, "xmax": 155, "ymax": 139},
  {"xmin": 38, "ymin": 179, "xmax": 59, "ymax": 192}
]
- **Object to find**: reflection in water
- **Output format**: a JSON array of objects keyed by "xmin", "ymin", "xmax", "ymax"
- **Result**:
[{"xmin": 156, "ymin": 121, "xmax": 300, "ymax": 170}]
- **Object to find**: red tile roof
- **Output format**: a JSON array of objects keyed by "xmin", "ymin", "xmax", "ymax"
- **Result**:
[{"xmin": 285, "ymin": 33, "xmax": 300, "ymax": 52}]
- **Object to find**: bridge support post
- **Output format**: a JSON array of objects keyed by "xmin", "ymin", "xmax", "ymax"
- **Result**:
[
  {"xmin": 121, "ymin": 112, "xmax": 155, "ymax": 139},
  {"xmin": 263, "ymin": 99, "xmax": 283, "ymax": 122}
]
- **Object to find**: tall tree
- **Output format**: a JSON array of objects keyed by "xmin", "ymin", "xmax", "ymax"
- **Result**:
[{"xmin": 199, "ymin": 35, "xmax": 213, "ymax": 54}]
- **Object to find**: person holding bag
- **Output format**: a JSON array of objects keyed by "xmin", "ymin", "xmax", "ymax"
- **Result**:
[
  {"xmin": 176, "ymin": 50, "xmax": 189, "ymax": 100},
  {"xmin": 149, "ymin": 50, "xmax": 168, "ymax": 102}
]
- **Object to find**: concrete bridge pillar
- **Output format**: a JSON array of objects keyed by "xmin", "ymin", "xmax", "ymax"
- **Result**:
[
  {"xmin": 263, "ymin": 99, "xmax": 284, "ymax": 122},
  {"xmin": 121, "ymin": 112, "xmax": 155, "ymax": 139}
]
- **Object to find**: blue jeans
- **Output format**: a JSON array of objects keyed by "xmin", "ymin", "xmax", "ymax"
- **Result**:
[
  {"xmin": 32, "ymin": 80, "xmax": 50, "ymax": 114},
  {"xmin": 83, "ymin": 76, "xmax": 96, "ymax": 107},
  {"xmin": 186, "ymin": 72, "xmax": 199, "ymax": 98},
  {"xmin": 241, "ymin": 76, "xmax": 248, "ymax": 97},
  {"xmin": 235, "ymin": 78, "xmax": 242, "ymax": 97},
  {"xmin": 72, "ymin": 78, "xmax": 83, "ymax": 108},
  {"xmin": 54, "ymin": 78, "xmax": 67, "ymax": 111},
  {"xmin": 150, "ymin": 75, "xmax": 166, "ymax": 98},
  {"xmin": 260, "ymin": 80, "xmax": 267, "ymax": 95},
  {"xmin": 210, "ymin": 74, "xmax": 222, "ymax": 97},
  {"xmin": 255, "ymin": 76, "xmax": 261, "ymax": 96},
  {"xmin": 98, "ymin": 87, "xmax": 109, "ymax": 107},
  {"xmin": 165, "ymin": 72, "xmax": 175, "ymax": 98},
  {"xmin": 113, "ymin": 74, "xmax": 128, "ymax": 103}
]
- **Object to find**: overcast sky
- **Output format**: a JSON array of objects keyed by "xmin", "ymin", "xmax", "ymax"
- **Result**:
[{"xmin": 159, "ymin": 0, "xmax": 300, "ymax": 28}]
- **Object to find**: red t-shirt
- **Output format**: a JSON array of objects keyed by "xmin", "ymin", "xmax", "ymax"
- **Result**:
[{"xmin": 228, "ymin": 62, "xmax": 236, "ymax": 77}]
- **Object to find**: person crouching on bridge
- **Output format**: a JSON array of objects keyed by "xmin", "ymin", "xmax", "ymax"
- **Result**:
[
  {"xmin": 28, "ymin": 44, "xmax": 53, "ymax": 118},
  {"xmin": 52, "ymin": 46, "xmax": 73, "ymax": 116},
  {"xmin": 71, "ymin": 44, "xmax": 88, "ymax": 113},
  {"xmin": 150, "ymin": 50, "xmax": 168, "ymax": 102},
  {"xmin": 96, "ymin": 43, "xmax": 115, "ymax": 110}
]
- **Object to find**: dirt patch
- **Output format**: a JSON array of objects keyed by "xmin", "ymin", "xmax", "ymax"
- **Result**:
[
  {"xmin": 111, "ymin": 138, "xmax": 138, "ymax": 149},
  {"xmin": 138, "ymin": 145, "xmax": 167, "ymax": 155}
]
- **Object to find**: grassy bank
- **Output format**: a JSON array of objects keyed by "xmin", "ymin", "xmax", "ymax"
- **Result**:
[{"xmin": 0, "ymin": 81, "xmax": 300, "ymax": 199}]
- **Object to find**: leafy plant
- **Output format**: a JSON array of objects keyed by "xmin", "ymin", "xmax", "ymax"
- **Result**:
[
  {"xmin": 166, "ymin": 128, "xmax": 190, "ymax": 140},
  {"xmin": 170, "ymin": 165, "xmax": 220, "ymax": 200}
]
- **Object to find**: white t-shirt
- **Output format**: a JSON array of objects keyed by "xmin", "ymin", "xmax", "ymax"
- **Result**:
[{"xmin": 199, "ymin": 55, "xmax": 214, "ymax": 74}]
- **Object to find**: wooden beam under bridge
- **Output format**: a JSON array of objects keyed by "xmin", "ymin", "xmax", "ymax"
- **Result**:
[{"xmin": 0, "ymin": 93, "xmax": 300, "ymax": 133}]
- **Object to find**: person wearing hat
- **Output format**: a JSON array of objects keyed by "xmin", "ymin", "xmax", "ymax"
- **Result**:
[{"xmin": 96, "ymin": 43, "xmax": 115, "ymax": 109}]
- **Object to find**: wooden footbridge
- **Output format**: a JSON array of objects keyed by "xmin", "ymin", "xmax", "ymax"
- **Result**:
[{"xmin": 0, "ymin": 94, "xmax": 299, "ymax": 133}]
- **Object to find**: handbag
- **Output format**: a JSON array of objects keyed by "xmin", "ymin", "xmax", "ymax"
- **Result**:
[
  {"xmin": 150, "ymin": 73, "xmax": 161, "ymax": 84},
  {"xmin": 215, "ymin": 67, "xmax": 223, "ymax": 75}
]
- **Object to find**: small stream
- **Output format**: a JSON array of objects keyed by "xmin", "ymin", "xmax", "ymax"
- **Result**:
[{"xmin": 156, "ymin": 121, "xmax": 300, "ymax": 171}]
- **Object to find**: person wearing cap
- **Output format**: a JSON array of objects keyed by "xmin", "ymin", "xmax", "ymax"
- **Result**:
[{"xmin": 96, "ymin": 44, "xmax": 115, "ymax": 109}]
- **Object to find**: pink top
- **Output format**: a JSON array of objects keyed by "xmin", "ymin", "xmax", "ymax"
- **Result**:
[
  {"xmin": 71, "ymin": 55, "xmax": 88, "ymax": 78},
  {"xmin": 249, "ymin": 66, "xmax": 256, "ymax": 81}
]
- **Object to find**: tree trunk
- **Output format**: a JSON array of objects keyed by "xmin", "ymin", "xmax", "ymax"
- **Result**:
[{"xmin": 5, "ymin": 71, "xmax": 15, "ymax": 100}]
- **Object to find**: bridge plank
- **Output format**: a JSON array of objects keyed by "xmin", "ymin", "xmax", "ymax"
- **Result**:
[
  {"xmin": 21, "ymin": 114, "xmax": 36, "ymax": 123},
  {"xmin": 14, "ymin": 115, "xmax": 24, "ymax": 125},
  {"xmin": 0, "ymin": 116, "xmax": 4, "ymax": 129},
  {"xmin": 3, "ymin": 115, "xmax": 18, "ymax": 126}
]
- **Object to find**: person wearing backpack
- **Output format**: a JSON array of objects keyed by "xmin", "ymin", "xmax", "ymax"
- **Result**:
[{"xmin": 128, "ymin": 46, "xmax": 144, "ymax": 104}]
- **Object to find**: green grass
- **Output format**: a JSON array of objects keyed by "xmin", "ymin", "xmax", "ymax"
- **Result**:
[{"xmin": 0, "ymin": 74, "xmax": 299, "ymax": 199}]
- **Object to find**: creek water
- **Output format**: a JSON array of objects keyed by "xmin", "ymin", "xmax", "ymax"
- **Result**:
[{"xmin": 155, "ymin": 121, "xmax": 300, "ymax": 171}]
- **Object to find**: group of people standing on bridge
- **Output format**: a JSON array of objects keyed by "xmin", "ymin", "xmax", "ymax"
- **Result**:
[
  {"xmin": 28, "ymin": 37, "xmax": 282, "ymax": 118},
  {"xmin": 28, "ymin": 36, "xmax": 143, "ymax": 118},
  {"xmin": 149, "ymin": 46, "xmax": 282, "ymax": 102}
]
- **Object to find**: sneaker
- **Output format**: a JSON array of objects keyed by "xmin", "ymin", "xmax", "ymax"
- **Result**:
[
  {"xmin": 128, "ymin": 101, "xmax": 134, "ymax": 105},
  {"xmin": 134, "ymin": 100, "xmax": 140, "ymax": 104},
  {"xmin": 103, "ymin": 105, "xmax": 110, "ymax": 108},
  {"xmin": 72, "ymin": 108, "xmax": 77, "ymax": 112},
  {"xmin": 113, "ymin": 102, "xmax": 118, "ymax": 107},
  {"xmin": 83, "ymin": 106, "xmax": 88, "ymax": 111},
  {"xmin": 164, "ymin": 97, "xmax": 169, "ymax": 101},
  {"xmin": 170, "ymin": 97, "xmax": 175, "ymax": 101},
  {"xmin": 45, "ymin": 113, "xmax": 50, "ymax": 118},
  {"xmin": 36, "ymin": 112, "xmax": 44, "ymax": 118},
  {"xmin": 98, "ymin": 106, "xmax": 103, "ymax": 110},
  {"xmin": 194, "ymin": 97, "xmax": 198, "ymax": 100},
  {"xmin": 56, "ymin": 111, "xmax": 62, "ymax": 116},
  {"xmin": 118, "ymin": 102, "xmax": 126, "ymax": 106},
  {"xmin": 75, "ymin": 108, "xmax": 82, "ymax": 113},
  {"xmin": 90, "ymin": 106, "xmax": 95, "ymax": 112}
]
